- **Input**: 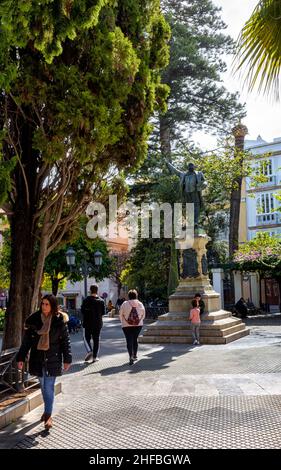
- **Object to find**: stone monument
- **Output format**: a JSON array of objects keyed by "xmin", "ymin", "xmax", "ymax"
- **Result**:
[{"xmin": 139, "ymin": 159, "xmax": 249, "ymax": 345}]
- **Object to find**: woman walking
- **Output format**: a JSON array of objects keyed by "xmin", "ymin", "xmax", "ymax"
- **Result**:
[
  {"xmin": 16, "ymin": 294, "xmax": 72, "ymax": 430},
  {"xmin": 119, "ymin": 289, "xmax": 145, "ymax": 365}
]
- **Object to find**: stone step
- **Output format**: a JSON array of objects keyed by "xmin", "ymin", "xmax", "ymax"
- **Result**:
[
  {"xmin": 158, "ymin": 310, "xmax": 232, "ymax": 321},
  {"xmin": 143, "ymin": 323, "xmax": 245, "ymax": 338},
  {"xmin": 139, "ymin": 327, "xmax": 250, "ymax": 344},
  {"xmin": 147, "ymin": 318, "xmax": 242, "ymax": 330}
]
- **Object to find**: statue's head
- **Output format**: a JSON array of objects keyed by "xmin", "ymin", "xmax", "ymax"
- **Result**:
[{"xmin": 187, "ymin": 163, "xmax": 195, "ymax": 173}]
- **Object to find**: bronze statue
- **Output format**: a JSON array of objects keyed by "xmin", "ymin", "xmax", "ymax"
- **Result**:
[{"xmin": 165, "ymin": 160, "xmax": 207, "ymax": 228}]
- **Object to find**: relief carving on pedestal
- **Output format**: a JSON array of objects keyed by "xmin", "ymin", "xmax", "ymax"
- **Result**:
[
  {"xmin": 201, "ymin": 254, "xmax": 208, "ymax": 275},
  {"xmin": 181, "ymin": 248, "xmax": 199, "ymax": 278}
]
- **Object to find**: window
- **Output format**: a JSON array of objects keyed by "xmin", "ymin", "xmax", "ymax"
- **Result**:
[
  {"xmin": 256, "ymin": 192, "xmax": 276, "ymax": 223},
  {"xmin": 253, "ymin": 159, "xmax": 275, "ymax": 185},
  {"xmin": 261, "ymin": 160, "xmax": 272, "ymax": 177}
]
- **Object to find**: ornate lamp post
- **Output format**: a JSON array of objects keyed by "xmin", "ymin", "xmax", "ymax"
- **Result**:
[{"xmin": 66, "ymin": 247, "xmax": 103, "ymax": 298}]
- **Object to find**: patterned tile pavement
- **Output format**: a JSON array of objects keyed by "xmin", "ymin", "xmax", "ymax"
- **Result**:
[
  {"xmin": 2, "ymin": 316, "xmax": 281, "ymax": 449},
  {"xmin": 14, "ymin": 395, "xmax": 281, "ymax": 449}
]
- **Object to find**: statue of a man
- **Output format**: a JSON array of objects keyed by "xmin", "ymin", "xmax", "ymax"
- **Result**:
[{"xmin": 166, "ymin": 160, "xmax": 207, "ymax": 227}]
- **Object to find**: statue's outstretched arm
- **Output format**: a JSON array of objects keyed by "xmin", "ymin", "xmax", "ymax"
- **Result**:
[{"xmin": 165, "ymin": 159, "xmax": 183, "ymax": 177}]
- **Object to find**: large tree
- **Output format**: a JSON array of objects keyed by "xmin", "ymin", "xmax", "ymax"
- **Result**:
[
  {"xmin": 158, "ymin": 0, "xmax": 245, "ymax": 157},
  {"xmin": 0, "ymin": 1, "xmax": 170, "ymax": 348},
  {"xmin": 235, "ymin": 0, "xmax": 281, "ymax": 100}
]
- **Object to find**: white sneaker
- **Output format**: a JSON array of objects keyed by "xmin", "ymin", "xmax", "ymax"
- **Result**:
[{"xmin": 193, "ymin": 340, "xmax": 197, "ymax": 345}]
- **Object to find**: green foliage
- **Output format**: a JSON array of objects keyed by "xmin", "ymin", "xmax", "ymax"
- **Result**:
[
  {"xmin": 0, "ymin": 1, "xmax": 116, "ymax": 63},
  {"xmin": 0, "ymin": 1, "xmax": 170, "ymax": 203},
  {"xmin": 0, "ymin": 309, "xmax": 5, "ymax": 331},
  {"xmin": 0, "ymin": 1, "xmax": 171, "ymax": 340},
  {"xmin": 235, "ymin": 0, "xmax": 281, "ymax": 100},
  {"xmin": 0, "ymin": 228, "xmax": 11, "ymax": 289},
  {"xmin": 168, "ymin": 239, "xmax": 178, "ymax": 295},
  {"xmin": 160, "ymin": 0, "xmax": 245, "ymax": 142},
  {"xmin": 0, "ymin": 151, "xmax": 16, "ymax": 206},
  {"xmin": 44, "ymin": 219, "xmax": 113, "ymax": 287},
  {"xmin": 121, "ymin": 237, "xmax": 170, "ymax": 301},
  {"xmin": 41, "ymin": 273, "xmax": 67, "ymax": 293}
]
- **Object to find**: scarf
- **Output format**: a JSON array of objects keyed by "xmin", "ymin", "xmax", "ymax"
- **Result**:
[{"xmin": 37, "ymin": 313, "xmax": 52, "ymax": 351}]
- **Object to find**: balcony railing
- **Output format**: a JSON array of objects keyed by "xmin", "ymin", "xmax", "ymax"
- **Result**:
[
  {"xmin": 256, "ymin": 212, "xmax": 280, "ymax": 225},
  {"xmin": 256, "ymin": 175, "xmax": 277, "ymax": 187}
]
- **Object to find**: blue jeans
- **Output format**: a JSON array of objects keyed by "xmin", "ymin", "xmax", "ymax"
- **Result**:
[{"xmin": 38, "ymin": 370, "xmax": 56, "ymax": 415}]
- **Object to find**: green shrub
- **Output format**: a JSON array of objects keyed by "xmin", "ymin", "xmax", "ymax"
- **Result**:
[{"xmin": 0, "ymin": 309, "xmax": 5, "ymax": 331}]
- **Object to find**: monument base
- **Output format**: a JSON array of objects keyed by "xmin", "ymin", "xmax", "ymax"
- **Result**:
[{"xmin": 139, "ymin": 234, "xmax": 249, "ymax": 345}]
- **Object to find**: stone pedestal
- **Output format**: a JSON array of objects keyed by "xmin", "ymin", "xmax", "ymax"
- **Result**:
[
  {"xmin": 140, "ymin": 234, "xmax": 249, "ymax": 345},
  {"xmin": 169, "ymin": 234, "xmax": 221, "ymax": 315}
]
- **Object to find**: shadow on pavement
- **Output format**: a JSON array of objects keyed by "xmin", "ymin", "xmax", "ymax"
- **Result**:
[{"xmin": 84, "ymin": 345, "xmax": 195, "ymax": 377}]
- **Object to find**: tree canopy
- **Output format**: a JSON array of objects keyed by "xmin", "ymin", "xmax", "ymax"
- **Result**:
[
  {"xmin": 0, "ymin": 0, "xmax": 170, "ymax": 348},
  {"xmin": 158, "ymin": 0, "xmax": 245, "ymax": 157},
  {"xmin": 233, "ymin": 232, "xmax": 281, "ymax": 278}
]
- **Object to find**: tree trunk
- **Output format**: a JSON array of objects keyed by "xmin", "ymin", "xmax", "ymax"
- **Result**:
[
  {"xmin": 31, "ymin": 222, "xmax": 50, "ymax": 312},
  {"xmin": 2, "ymin": 108, "xmax": 37, "ymax": 350},
  {"xmin": 278, "ymin": 277, "xmax": 281, "ymax": 313},
  {"xmin": 2, "ymin": 208, "xmax": 35, "ymax": 349},
  {"xmin": 229, "ymin": 181, "xmax": 242, "ymax": 257},
  {"xmin": 229, "ymin": 124, "xmax": 248, "ymax": 258},
  {"xmin": 168, "ymin": 239, "xmax": 179, "ymax": 296},
  {"xmin": 116, "ymin": 279, "xmax": 122, "ymax": 298},
  {"xmin": 52, "ymin": 278, "xmax": 60, "ymax": 296},
  {"xmin": 159, "ymin": 115, "xmax": 172, "ymax": 159}
]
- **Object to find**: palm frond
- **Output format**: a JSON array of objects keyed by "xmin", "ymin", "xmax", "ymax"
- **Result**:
[{"xmin": 234, "ymin": 0, "xmax": 281, "ymax": 100}]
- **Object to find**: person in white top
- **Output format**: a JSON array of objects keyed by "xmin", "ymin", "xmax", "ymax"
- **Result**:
[{"xmin": 119, "ymin": 289, "xmax": 146, "ymax": 365}]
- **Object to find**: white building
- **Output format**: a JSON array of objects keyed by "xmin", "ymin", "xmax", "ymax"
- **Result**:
[
  {"xmin": 233, "ymin": 135, "xmax": 281, "ymax": 311},
  {"xmin": 244, "ymin": 135, "xmax": 281, "ymax": 240},
  {"xmin": 57, "ymin": 277, "xmax": 121, "ymax": 312}
]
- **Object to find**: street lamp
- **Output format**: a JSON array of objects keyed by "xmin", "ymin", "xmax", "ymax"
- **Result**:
[
  {"xmin": 66, "ymin": 247, "xmax": 103, "ymax": 298},
  {"xmin": 66, "ymin": 247, "xmax": 76, "ymax": 270},
  {"xmin": 94, "ymin": 250, "xmax": 103, "ymax": 267}
]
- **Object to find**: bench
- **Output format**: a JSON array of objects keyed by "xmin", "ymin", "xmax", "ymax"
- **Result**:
[
  {"xmin": 0, "ymin": 348, "xmax": 20, "ymax": 394},
  {"xmin": 0, "ymin": 348, "xmax": 38, "ymax": 395}
]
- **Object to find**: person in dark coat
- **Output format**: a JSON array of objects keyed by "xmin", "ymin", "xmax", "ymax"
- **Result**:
[
  {"xmin": 194, "ymin": 293, "xmax": 205, "ymax": 316},
  {"xmin": 235, "ymin": 297, "xmax": 248, "ymax": 318},
  {"xmin": 81, "ymin": 284, "xmax": 106, "ymax": 363},
  {"xmin": 16, "ymin": 294, "xmax": 72, "ymax": 430}
]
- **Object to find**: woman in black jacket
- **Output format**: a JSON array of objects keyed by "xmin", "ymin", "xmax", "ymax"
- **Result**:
[{"xmin": 16, "ymin": 294, "xmax": 72, "ymax": 430}]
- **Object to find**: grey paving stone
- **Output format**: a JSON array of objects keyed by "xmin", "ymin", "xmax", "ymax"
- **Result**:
[{"xmin": 1, "ymin": 317, "xmax": 281, "ymax": 449}]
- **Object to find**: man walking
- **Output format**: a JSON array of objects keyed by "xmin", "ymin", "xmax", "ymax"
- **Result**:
[{"xmin": 81, "ymin": 284, "xmax": 106, "ymax": 362}]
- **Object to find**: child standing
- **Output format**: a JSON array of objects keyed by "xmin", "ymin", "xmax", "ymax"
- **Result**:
[{"xmin": 189, "ymin": 299, "xmax": 201, "ymax": 345}]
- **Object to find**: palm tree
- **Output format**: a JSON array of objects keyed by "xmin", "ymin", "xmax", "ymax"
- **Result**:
[{"xmin": 235, "ymin": 0, "xmax": 281, "ymax": 100}]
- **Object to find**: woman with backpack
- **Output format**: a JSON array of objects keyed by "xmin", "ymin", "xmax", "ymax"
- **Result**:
[{"xmin": 119, "ymin": 289, "xmax": 146, "ymax": 365}]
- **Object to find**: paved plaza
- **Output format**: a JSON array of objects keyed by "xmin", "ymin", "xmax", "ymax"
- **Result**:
[{"xmin": 1, "ymin": 316, "xmax": 281, "ymax": 449}]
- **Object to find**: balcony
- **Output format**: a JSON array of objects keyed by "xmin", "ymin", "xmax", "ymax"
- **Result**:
[
  {"xmin": 256, "ymin": 212, "xmax": 280, "ymax": 226},
  {"xmin": 256, "ymin": 175, "xmax": 277, "ymax": 187}
]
